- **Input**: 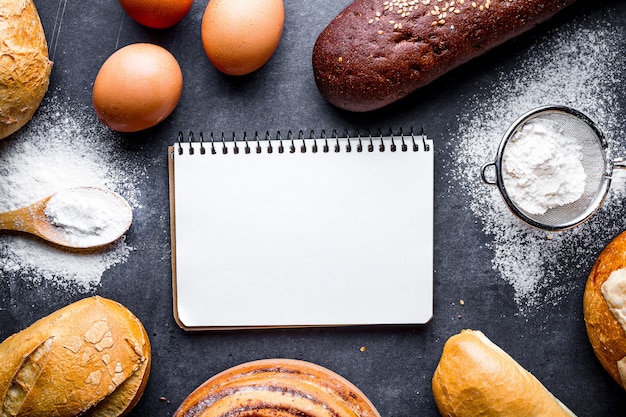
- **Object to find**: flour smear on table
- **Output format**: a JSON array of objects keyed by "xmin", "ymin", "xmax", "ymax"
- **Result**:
[
  {"xmin": 449, "ymin": 16, "xmax": 626, "ymax": 313},
  {"xmin": 0, "ymin": 96, "xmax": 143, "ymax": 291}
]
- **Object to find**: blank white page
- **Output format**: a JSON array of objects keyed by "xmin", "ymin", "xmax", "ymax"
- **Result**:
[{"xmin": 169, "ymin": 136, "xmax": 433, "ymax": 329}]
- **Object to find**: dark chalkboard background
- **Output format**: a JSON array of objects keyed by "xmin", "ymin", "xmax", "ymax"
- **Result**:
[{"xmin": 2, "ymin": 1, "xmax": 626, "ymax": 416}]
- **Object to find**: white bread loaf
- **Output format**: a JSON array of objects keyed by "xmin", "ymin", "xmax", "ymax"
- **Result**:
[
  {"xmin": 0, "ymin": 296, "xmax": 151, "ymax": 417},
  {"xmin": 432, "ymin": 329, "xmax": 576, "ymax": 417},
  {"xmin": 584, "ymin": 230, "xmax": 626, "ymax": 389},
  {"xmin": 0, "ymin": 0, "xmax": 53, "ymax": 139}
]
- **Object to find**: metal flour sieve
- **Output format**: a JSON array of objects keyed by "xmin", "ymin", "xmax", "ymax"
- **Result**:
[{"xmin": 481, "ymin": 105, "xmax": 626, "ymax": 231}]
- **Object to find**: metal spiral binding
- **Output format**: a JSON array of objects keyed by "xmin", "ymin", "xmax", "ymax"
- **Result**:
[{"xmin": 176, "ymin": 128, "xmax": 428, "ymax": 156}]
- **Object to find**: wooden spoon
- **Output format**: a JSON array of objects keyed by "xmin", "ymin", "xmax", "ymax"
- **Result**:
[{"xmin": 0, "ymin": 186, "xmax": 132, "ymax": 249}]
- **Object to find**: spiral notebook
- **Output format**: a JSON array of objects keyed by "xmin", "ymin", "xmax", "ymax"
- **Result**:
[{"xmin": 168, "ymin": 130, "xmax": 434, "ymax": 330}]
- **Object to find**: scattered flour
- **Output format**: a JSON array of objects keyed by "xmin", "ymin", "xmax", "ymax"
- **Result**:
[
  {"xmin": 448, "ymin": 17, "xmax": 626, "ymax": 313},
  {"xmin": 0, "ymin": 94, "xmax": 143, "ymax": 291}
]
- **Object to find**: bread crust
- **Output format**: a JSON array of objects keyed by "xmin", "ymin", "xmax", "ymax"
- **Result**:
[
  {"xmin": 583, "ymin": 230, "xmax": 626, "ymax": 388},
  {"xmin": 432, "ymin": 329, "xmax": 575, "ymax": 417},
  {"xmin": 0, "ymin": 296, "xmax": 150, "ymax": 417},
  {"xmin": 174, "ymin": 358, "xmax": 381, "ymax": 417},
  {"xmin": 0, "ymin": 0, "xmax": 53, "ymax": 139},
  {"xmin": 312, "ymin": 0, "xmax": 575, "ymax": 112}
]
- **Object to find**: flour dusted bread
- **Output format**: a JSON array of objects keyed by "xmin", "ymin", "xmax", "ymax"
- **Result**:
[
  {"xmin": 0, "ymin": 296, "xmax": 151, "ymax": 416},
  {"xmin": 584, "ymin": 230, "xmax": 626, "ymax": 389},
  {"xmin": 174, "ymin": 358, "xmax": 381, "ymax": 417},
  {"xmin": 312, "ymin": 0, "xmax": 575, "ymax": 112},
  {"xmin": 0, "ymin": 0, "xmax": 53, "ymax": 139},
  {"xmin": 432, "ymin": 329, "xmax": 576, "ymax": 417}
]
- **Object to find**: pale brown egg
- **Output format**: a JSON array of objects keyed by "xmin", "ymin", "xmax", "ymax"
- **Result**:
[
  {"xmin": 92, "ymin": 43, "xmax": 183, "ymax": 132},
  {"xmin": 201, "ymin": 0, "xmax": 284, "ymax": 76}
]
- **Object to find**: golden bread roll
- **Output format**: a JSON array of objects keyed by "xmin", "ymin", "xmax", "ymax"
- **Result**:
[
  {"xmin": 584, "ymin": 229, "xmax": 626, "ymax": 389},
  {"xmin": 174, "ymin": 358, "xmax": 381, "ymax": 417},
  {"xmin": 0, "ymin": 296, "xmax": 151, "ymax": 417},
  {"xmin": 0, "ymin": 0, "xmax": 53, "ymax": 139},
  {"xmin": 432, "ymin": 329, "xmax": 576, "ymax": 417}
]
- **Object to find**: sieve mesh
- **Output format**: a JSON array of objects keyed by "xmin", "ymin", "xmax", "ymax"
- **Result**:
[{"xmin": 497, "ymin": 107, "xmax": 610, "ymax": 230}]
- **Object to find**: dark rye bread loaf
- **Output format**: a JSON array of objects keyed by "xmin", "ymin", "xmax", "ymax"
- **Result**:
[{"xmin": 312, "ymin": 0, "xmax": 576, "ymax": 112}]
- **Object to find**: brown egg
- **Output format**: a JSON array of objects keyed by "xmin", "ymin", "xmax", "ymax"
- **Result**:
[
  {"xmin": 118, "ymin": 0, "xmax": 194, "ymax": 29},
  {"xmin": 93, "ymin": 43, "xmax": 183, "ymax": 132},
  {"xmin": 201, "ymin": 0, "xmax": 284, "ymax": 76}
]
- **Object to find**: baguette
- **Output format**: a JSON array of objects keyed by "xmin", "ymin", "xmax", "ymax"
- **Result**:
[
  {"xmin": 584, "ymin": 230, "xmax": 626, "ymax": 389},
  {"xmin": 432, "ymin": 329, "xmax": 576, "ymax": 417},
  {"xmin": 0, "ymin": 296, "xmax": 151, "ymax": 417},
  {"xmin": 0, "ymin": 0, "xmax": 53, "ymax": 139},
  {"xmin": 312, "ymin": 0, "xmax": 575, "ymax": 112},
  {"xmin": 174, "ymin": 358, "xmax": 381, "ymax": 417}
]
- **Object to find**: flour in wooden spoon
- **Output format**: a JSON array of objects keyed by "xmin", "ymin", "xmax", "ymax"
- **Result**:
[
  {"xmin": 45, "ymin": 187, "xmax": 132, "ymax": 248},
  {"xmin": 0, "ymin": 96, "xmax": 142, "ymax": 290}
]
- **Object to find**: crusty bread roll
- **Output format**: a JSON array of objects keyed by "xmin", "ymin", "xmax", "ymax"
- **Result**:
[
  {"xmin": 584, "ymin": 230, "xmax": 626, "ymax": 389},
  {"xmin": 0, "ymin": 0, "xmax": 53, "ymax": 139},
  {"xmin": 312, "ymin": 0, "xmax": 575, "ymax": 112},
  {"xmin": 432, "ymin": 329, "xmax": 576, "ymax": 417},
  {"xmin": 0, "ymin": 296, "xmax": 151, "ymax": 417},
  {"xmin": 174, "ymin": 358, "xmax": 381, "ymax": 417}
]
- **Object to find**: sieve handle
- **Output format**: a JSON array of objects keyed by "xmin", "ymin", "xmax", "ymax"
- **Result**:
[
  {"xmin": 613, "ymin": 157, "xmax": 626, "ymax": 170},
  {"xmin": 481, "ymin": 162, "xmax": 497, "ymax": 185}
]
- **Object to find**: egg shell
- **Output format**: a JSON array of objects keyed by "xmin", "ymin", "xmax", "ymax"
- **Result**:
[
  {"xmin": 118, "ymin": 0, "xmax": 194, "ymax": 29},
  {"xmin": 201, "ymin": 0, "xmax": 284, "ymax": 76},
  {"xmin": 92, "ymin": 43, "xmax": 183, "ymax": 132}
]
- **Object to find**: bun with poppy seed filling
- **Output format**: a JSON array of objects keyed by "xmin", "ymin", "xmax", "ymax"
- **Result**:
[{"xmin": 174, "ymin": 358, "xmax": 381, "ymax": 417}]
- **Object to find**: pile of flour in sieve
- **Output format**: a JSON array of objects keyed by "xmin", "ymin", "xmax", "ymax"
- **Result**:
[
  {"xmin": 448, "ymin": 16, "xmax": 626, "ymax": 313},
  {"xmin": 0, "ymin": 95, "xmax": 143, "ymax": 291},
  {"xmin": 502, "ymin": 118, "xmax": 587, "ymax": 215}
]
